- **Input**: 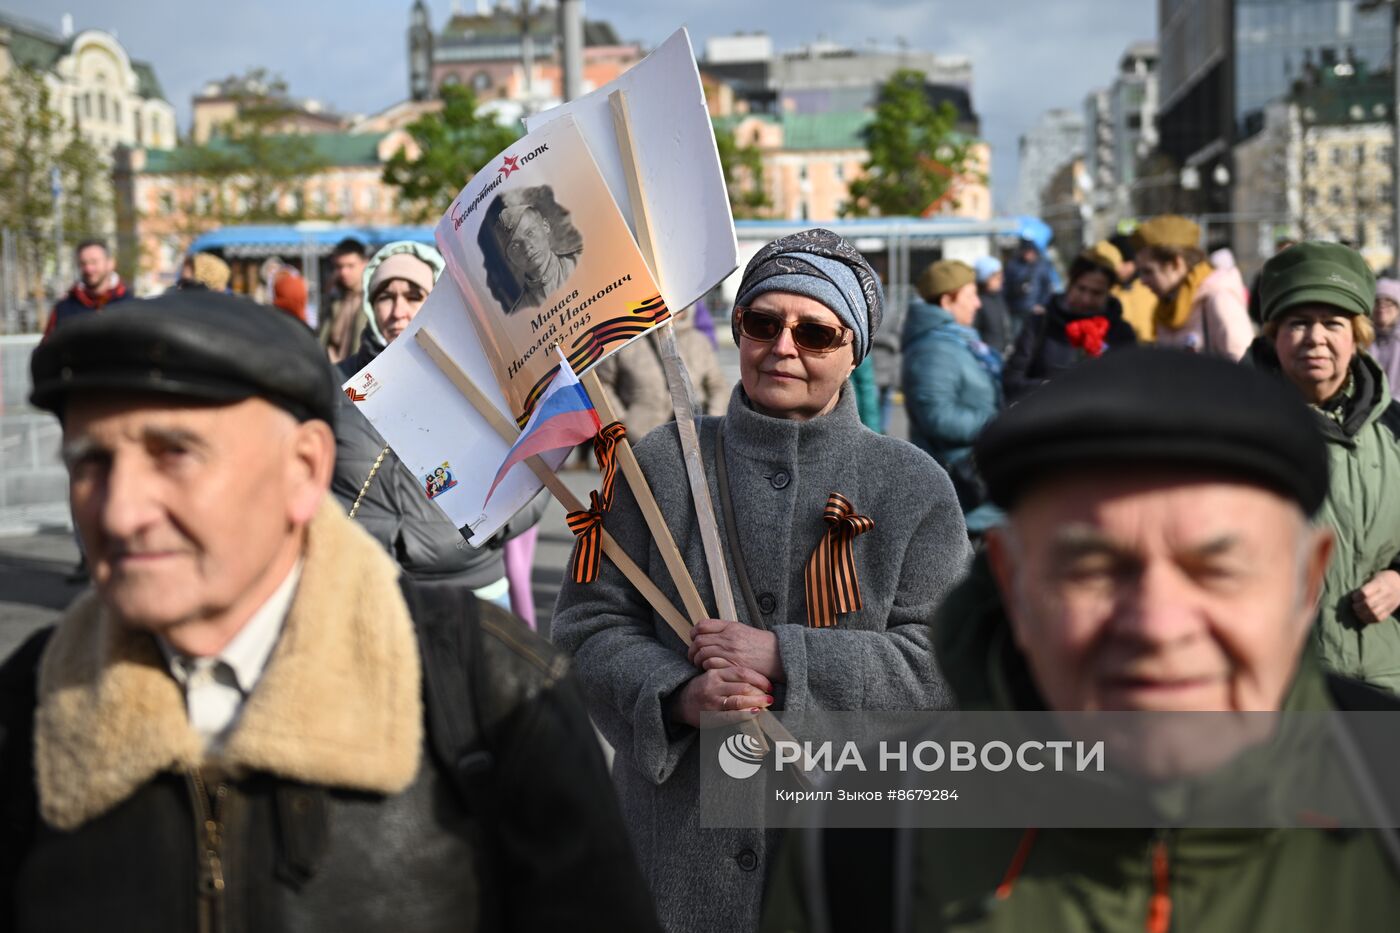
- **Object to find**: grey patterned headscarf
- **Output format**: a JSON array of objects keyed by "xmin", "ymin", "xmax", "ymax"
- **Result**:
[{"xmin": 732, "ymin": 228, "xmax": 884, "ymax": 363}]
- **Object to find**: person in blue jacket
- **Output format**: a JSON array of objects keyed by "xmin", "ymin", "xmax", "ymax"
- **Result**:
[
  {"xmin": 901, "ymin": 259, "xmax": 1003, "ymax": 533},
  {"xmin": 1002, "ymin": 237, "xmax": 1059, "ymax": 332}
]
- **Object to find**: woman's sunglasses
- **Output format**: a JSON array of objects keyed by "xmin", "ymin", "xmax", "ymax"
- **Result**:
[{"xmin": 736, "ymin": 308, "xmax": 851, "ymax": 354}]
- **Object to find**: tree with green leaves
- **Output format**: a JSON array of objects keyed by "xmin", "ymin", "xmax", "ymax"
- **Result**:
[
  {"xmin": 0, "ymin": 65, "xmax": 114, "ymax": 303},
  {"xmin": 56, "ymin": 136, "xmax": 112, "ymax": 238},
  {"xmin": 0, "ymin": 66, "xmax": 62, "ymax": 243},
  {"xmin": 173, "ymin": 69, "xmax": 329, "ymax": 223},
  {"xmin": 714, "ymin": 121, "xmax": 770, "ymax": 219},
  {"xmin": 382, "ymin": 84, "xmax": 521, "ymax": 222},
  {"xmin": 843, "ymin": 69, "xmax": 979, "ymax": 218}
]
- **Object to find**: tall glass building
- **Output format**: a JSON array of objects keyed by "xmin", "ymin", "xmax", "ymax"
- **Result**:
[
  {"xmin": 1236, "ymin": 0, "xmax": 1390, "ymax": 137},
  {"xmin": 1158, "ymin": 0, "xmax": 1392, "ymax": 208}
]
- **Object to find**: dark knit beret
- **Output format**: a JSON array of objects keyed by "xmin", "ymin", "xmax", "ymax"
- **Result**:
[
  {"xmin": 31, "ymin": 290, "xmax": 339, "ymax": 426},
  {"xmin": 974, "ymin": 348, "xmax": 1329, "ymax": 515}
]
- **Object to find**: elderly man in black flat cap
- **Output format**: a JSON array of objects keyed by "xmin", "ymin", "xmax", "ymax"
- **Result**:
[
  {"xmin": 763, "ymin": 348, "xmax": 1400, "ymax": 933},
  {"xmin": 0, "ymin": 292, "xmax": 659, "ymax": 932}
]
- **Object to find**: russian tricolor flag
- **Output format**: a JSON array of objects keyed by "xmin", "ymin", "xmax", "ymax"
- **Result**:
[{"xmin": 484, "ymin": 353, "xmax": 600, "ymax": 505}]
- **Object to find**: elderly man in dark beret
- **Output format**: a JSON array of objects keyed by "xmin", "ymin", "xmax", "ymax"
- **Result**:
[
  {"xmin": 0, "ymin": 292, "xmax": 659, "ymax": 932},
  {"xmin": 763, "ymin": 348, "xmax": 1400, "ymax": 933}
]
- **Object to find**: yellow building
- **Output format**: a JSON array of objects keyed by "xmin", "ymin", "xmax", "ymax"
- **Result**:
[
  {"xmin": 722, "ymin": 111, "xmax": 992, "ymax": 223},
  {"xmin": 191, "ymin": 76, "xmax": 352, "ymax": 146}
]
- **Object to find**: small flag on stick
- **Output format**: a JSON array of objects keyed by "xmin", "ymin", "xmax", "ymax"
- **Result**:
[{"xmin": 484, "ymin": 351, "xmax": 601, "ymax": 506}]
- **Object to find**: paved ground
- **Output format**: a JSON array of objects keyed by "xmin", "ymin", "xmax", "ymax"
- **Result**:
[
  {"xmin": 0, "ymin": 526, "xmax": 86, "ymax": 659},
  {"xmin": 0, "ymin": 344, "xmax": 911, "ymax": 660}
]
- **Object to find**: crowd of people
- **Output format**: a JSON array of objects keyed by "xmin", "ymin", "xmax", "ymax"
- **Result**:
[{"xmin": 3, "ymin": 215, "xmax": 1400, "ymax": 931}]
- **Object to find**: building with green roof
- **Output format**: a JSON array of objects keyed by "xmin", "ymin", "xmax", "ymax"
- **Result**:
[{"xmin": 115, "ymin": 129, "xmax": 414, "ymax": 295}]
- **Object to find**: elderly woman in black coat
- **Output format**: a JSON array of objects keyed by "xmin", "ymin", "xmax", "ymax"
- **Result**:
[{"xmin": 551, "ymin": 228, "xmax": 972, "ymax": 933}]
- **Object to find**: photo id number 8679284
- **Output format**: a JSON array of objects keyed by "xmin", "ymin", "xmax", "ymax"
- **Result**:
[{"xmin": 887, "ymin": 789, "xmax": 958, "ymax": 802}]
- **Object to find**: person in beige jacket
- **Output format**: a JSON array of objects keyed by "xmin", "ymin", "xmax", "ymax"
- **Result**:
[
  {"xmin": 1134, "ymin": 215, "xmax": 1254, "ymax": 359},
  {"xmin": 592, "ymin": 304, "xmax": 730, "ymax": 440}
]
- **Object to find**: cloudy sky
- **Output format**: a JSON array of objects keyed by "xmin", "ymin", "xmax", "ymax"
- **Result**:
[{"xmin": 5, "ymin": 0, "xmax": 1155, "ymax": 211}]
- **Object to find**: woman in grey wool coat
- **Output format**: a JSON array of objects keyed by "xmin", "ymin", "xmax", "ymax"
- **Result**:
[{"xmin": 551, "ymin": 228, "xmax": 972, "ymax": 933}]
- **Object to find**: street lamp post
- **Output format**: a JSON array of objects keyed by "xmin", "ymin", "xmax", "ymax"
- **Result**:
[
  {"xmin": 50, "ymin": 166, "xmax": 64, "ymax": 293},
  {"xmin": 558, "ymin": 0, "xmax": 583, "ymax": 102},
  {"xmin": 515, "ymin": 0, "xmax": 535, "ymax": 114}
]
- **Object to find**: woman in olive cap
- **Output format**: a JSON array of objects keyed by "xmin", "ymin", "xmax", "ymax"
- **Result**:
[
  {"xmin": 1246, "ymin": 240, "xmax": 1400, "ymax": 695},
  {"xmin": 1135, "ymin": 214, "xmax": 1253, "ymax": 359}
]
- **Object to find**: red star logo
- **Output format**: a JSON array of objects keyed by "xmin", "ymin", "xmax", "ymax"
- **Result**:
[{"xmin": 500, "ymin": 154, "xmax": 520, "ymax": 177}]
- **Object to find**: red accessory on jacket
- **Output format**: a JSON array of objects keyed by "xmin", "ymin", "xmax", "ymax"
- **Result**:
[
  {"xmin": 1065, "ymin": 316, "xmax": 1110, "ymax": 357},
  {"xmin": 69, "ymin": 275, "xmax": 128, "ymax": 310}
]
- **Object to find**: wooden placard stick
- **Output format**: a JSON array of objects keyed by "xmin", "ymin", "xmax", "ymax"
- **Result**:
[
  {"xmin": 414, "ymin": 327, "xmax": 690, "ymax": 643},
  {"xmin": 579, "ymin": 369, "xmax": 711, "ymax": 624},
  {"xmin": 607, "ymin": 87, "xmax": 741, "ymax": 624},
  {"xmin": 580, "ymin": 369, "xmax": 780, "ymax": 754},
  {"xmin": 418, "ymin": 327, "xmax": 788, "ymax": 760},
  {"xmin": 601, "ymin": 90, "xmax": 801, "ymax": 757}
]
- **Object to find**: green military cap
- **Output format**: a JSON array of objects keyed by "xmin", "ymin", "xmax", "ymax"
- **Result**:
[
  {"xmin": 1258, "ymin": 240, "xmax": 1375, "ymax": 322},
  {"xmin": 917, "ymin": 260, "xmax": 976, "ymax": 302}
]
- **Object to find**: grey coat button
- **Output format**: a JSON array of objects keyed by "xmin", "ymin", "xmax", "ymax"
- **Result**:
[
  {"xmin": 758, "ymin": 593, "xmax": 776, "ymax": 614},
  {"xmin": 736, "ymin": 849, "xmax": 758, "ymax": 871},
  {"xmin": 771, "ymin": 470, "xmax": 791, "ymax": 489}
]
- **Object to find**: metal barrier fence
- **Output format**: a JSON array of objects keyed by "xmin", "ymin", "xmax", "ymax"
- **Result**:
[{"xmin": 0, "ymin": 335, "xmax": 69, "ymax": 534}]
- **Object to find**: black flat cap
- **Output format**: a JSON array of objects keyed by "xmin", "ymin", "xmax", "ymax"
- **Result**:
[
  {"xmin": 975, "ymin": 348, "xmax": 1329, "ymax": 515},
  {"xmin": 31, "ymin": 291, "xmax": 338, "ymax": 426}
]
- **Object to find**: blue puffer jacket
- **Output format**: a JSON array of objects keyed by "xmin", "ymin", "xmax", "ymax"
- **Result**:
[{"xmin": 900, "ymin": 300, "xmax": 1001, "ymax": 467}]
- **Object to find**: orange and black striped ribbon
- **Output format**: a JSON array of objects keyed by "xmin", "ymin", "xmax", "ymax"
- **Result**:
[
  {"xmin": 565, "ymin": 422, "xmax": 628, "ymax": 584},
  {"xmin": 593, "ymin": 421, "xmax": 627, "ymax": 509},
  {"xmin": 803, "ymin": 492, "xmax": 875, "ymax": 628},
  {"xmin": 566, "ymin": 490, "xmax": 607, "ymax": 583}
]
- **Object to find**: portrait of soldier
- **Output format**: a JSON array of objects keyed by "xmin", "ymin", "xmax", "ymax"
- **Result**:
[{"xmin": 477, "ymin": 185, "xmax": 584, "ymax": 316}]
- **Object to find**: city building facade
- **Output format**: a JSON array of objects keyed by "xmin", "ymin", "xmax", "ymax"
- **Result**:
[
  {"xmin": 704, "ymin": 32, "xmax": 990, "ymax": 222},
  {"xmin": 114, "ymin": 131, "xmax": 415, "ymax": 294},
  {"xmin": 1017, "ymin": 107, "xmax": 1085, "ymax": 218},
  {"xmin": 1232, "ymin": 61, "xmax": 1395, "ymax": 273},
  {"xmin": 721, "ymin": 111, "xmax": 991, "ymax": 223},
  {"xmin": 1082, "ymin": 42, "xmax": 1160, "ymax": 242},
  {"xmin": 423, "ymin": 4, "xmax": 642, "ymax": 112},
  {"xmin": 191, "ymin": 75, "xmax": 354, "ymax": 145},
  {"xmin": 0, "ymin": 11, "xmax": 176, "ymax": 154},
  {"xmin": 1157, "ymin": 0, "xmax": 1389, "ymax": 214}
]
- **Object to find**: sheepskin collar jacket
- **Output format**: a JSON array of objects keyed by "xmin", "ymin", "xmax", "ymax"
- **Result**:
[{"xmin": 0, "ymin": 500, "xmax": 659, "ymax": 933}]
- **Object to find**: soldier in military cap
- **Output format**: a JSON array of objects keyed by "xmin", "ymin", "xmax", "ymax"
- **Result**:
[{"xmin": 0, "ymin": 291, "xmax": 659, "ymax": 932}]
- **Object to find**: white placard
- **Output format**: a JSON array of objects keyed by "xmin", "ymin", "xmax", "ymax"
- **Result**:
[
  {"xmin": 341, "ymin": 284, "xmax": 567, "ymax": 547},
  {"xmin": 524, "ymin": 27, "xmax": 739, "ymax": 312}
]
